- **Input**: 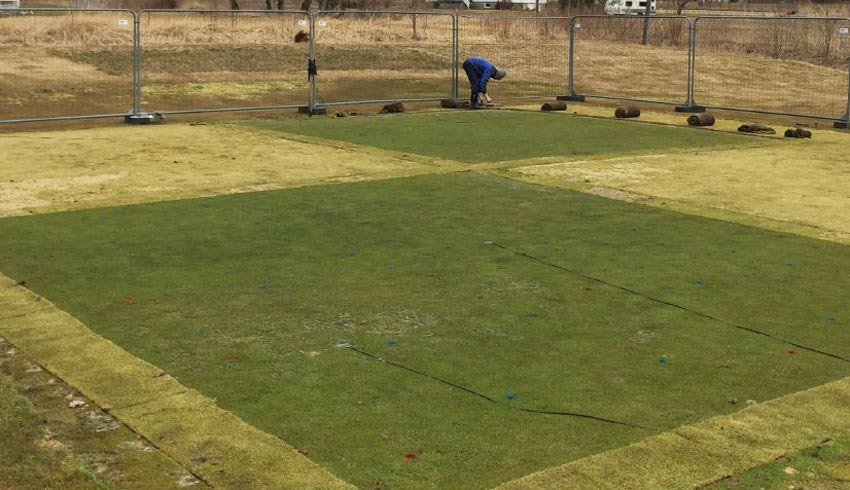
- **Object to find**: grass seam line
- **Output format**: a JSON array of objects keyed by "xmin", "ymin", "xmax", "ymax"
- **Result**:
[
  {"xmin": 0, "ymin": 307, "xmax": 55, "ymax": 322},
  {"xmin": 485, "ymin": 241, "xmax": 850, "ymax": 364},
  {"xmin": 0, "ymin": 273, "xmax": 357, "ymax": 490},
  {"xmin": 344, "ymin": 344, "xmax": 646, "ymax": 429},
  {"xmin": 493, "ymin": 375, "xmax": 850, "ymax": 490},
  {"xmin": 0, "ymin": 334, "xmax": 214, "ymax": 489}
]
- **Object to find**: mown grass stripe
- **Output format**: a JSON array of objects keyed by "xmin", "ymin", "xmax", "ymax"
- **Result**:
[{"xmin": 0, "ymin": 274, "xmax": 355, "ymax": 490}]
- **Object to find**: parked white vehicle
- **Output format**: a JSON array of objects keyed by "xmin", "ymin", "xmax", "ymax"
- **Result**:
[{"xmin": 604, "ymin": 0, "xmax": 656, "ymax": 15}]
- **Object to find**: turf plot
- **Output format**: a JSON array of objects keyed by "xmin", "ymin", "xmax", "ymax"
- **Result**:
[
  {"xmin": 1, "ymin": 172, "xmax": 849, "ymax": 489},
  {"xmin": 249, "ymin": 110, "xmax": 763, "ymax": 163}
]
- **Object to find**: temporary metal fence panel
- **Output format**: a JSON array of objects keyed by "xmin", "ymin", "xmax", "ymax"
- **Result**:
[
  {"xmin": 138, "ymin": 9, "xmax": 310, "ymax": 115},
  {"xmin": 458, "ymin": 15, "xmax": 569, "ymax": 101},
  {"xmin": 571, "ymin": 15, "xmax": 691, "ymax": 105},
  {"xmin": 0, "ymin": 9, "xmax": 136, "ymax": 123},
  {"xmin": 312, "ymin": 10, "xmax": 455, "ymax": 106},
  {"xmin": 694, "ymin": 16, "xmax": 850, "ymax": 120}
]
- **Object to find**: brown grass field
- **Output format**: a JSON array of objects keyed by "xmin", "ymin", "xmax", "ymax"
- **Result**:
[{"xmin": 0, "ymin": 10, "xmax": 848, "ymax": 119}]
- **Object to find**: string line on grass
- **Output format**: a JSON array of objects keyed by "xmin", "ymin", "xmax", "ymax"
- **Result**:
[
  {"xmin": 0, "ymin": 308, "xmax": 56, "ymax": 323},
  {"xmin": 343, "ymin": 344, "xmax": 646, "ymax": 429},
  {"xmin": 484, "ymin": 241, "xmax": 850, "ymax": 364}
]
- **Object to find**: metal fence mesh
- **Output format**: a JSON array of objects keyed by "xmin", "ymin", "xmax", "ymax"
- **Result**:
[
  {"xmin": 571, "ymin": 15, "xmax": 690, "ymax": 105},
  {"xmin": 694, "ymin": 17, "xmax": 850, "ymax": 119},
  {"xmin": 458, "ymin": 15, "xmax": 569, "ymax": 100},
  {"xmin": 0, "ymin": 9, "xmax": 135, "ymax": 121},
  {"xmin": 139, "ymin": 10, "xmax": 310, "ymax": 113},
  {"xmin": 313, "ymin": 11, "xmax": 455, "ymax": 105},
  {"xmin": 1, "ymin": 10, "xmax": 849, "ymax": 123}
]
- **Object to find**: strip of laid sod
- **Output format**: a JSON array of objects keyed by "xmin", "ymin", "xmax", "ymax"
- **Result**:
[
  {"xmin": 497, "ymin": 375, "xmax": 850, "ymax": 489},
  {"xmin": 0, "ymin": 337, "xmax": 207, "ymax": 490},
  {"xmin": 248, "ymin": 110, "xmax": 765, "ymax": 163},
  {"xmin": 1, "ymin": 173, "xmax": 849, "ymax": 489},
  {"xmin": 704, "ymin": 437, "xmax": 850, "ymax": 490}
]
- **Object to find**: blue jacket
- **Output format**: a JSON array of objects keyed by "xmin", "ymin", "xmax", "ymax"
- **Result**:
[{"xmin": 464, "ymin": 57, "xmax": 494, "ymax": 95}]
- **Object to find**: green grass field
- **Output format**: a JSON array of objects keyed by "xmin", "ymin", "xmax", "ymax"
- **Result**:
[
  {"xmin": 1, "ymin": 112, "xmax": 848, "ymax": 489},
  {"xmin": 251, "ymin": 111, "xmax": 761, "ymax": 163}
]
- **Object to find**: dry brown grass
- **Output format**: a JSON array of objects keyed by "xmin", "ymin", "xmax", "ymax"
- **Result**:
[
  {"xmin": 0, "ymin": 11, "xmax": 847, "ymax": 119},
  {"xmin": 0, "ymin": 123, "xmax": 460, "ymax": 217}
]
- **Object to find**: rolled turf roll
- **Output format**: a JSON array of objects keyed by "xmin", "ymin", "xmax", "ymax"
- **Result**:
[
  {"xmin": 380, "ymin": 102, "xmax": 405, "ymax": 114},
  {"xmin": 541, "ymin": 101, "xmax": 568, "ymax": 112},
  {"xmin": 784, "ymin": 128, "xmax": 812, "ymax": 138},
  {"xmin": 687, "ymin": 113, "xmax": 715, "ymax": 127},
  {"xmin": 441, "ymin": 98, "xmax": 458, "ymax": 109},
  {"xmin": 738, "ymin": 124, "xmax": 775, "ymax": 134},
  {"xmin": 614, "ymin": 106, "xmax": 641, "ymax": 118}
]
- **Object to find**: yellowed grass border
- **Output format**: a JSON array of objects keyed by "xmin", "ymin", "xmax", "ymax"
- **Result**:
[
  {"xmin": 495, "ymin": 376, "xmax": 850, "ymax": 489},
  {"xmin": 0, "ymin": 273, "xmax": 355, "ymax": 490}
]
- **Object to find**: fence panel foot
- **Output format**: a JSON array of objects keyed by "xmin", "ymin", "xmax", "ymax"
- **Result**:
[
  {"xmin": 124, "ymin": 113, "xmax": 165, "ymax": 125},
  {"xmin": 675, "ymin": 105, "xmax": 706, "ymax": 113},
  {"xmin": 299, "ymin": 106, "xmax": 327, "ymax": 115}
]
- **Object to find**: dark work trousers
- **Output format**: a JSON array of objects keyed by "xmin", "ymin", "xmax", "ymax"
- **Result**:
[{"xmin": 462, "ymin": 59, "xmax": 483, "ymax": 108}]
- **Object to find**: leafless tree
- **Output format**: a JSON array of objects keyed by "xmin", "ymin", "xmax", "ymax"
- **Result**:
[
  {"xmin": 676, "ymin": 0, "xmax": 692, "ymax": 15},
  {"xmin": 230, "ymin": 0, "xmax": 240, "ymax": 9}
]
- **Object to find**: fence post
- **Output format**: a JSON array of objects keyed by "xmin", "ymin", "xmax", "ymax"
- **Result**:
[
  {"xmin": 558, "ymin": 16, "xmax": 584, "ymax": 102},
  {"xmin": 125, "ymin": 10, "xmax": 159, "ymax": 124},
  {"xmin": 132, "ymin": 12, "xmax": 141, "ymax": 117},
  {"xmin": 836, "ymin": 29, "xmax": 850, "ymax": 129},
  {"xmin": 300, "ymin": 11, "xmax": 326, "ymax": 115},
  {"xmin": 452, "ymin": 13, "xmax": 458, "ymax": 100},
  {"xmin": 674, "ymin": 17, "xmax": 705, "ymax": 113}
]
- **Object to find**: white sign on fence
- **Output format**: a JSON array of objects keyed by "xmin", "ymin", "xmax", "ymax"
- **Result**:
[
  {"xmin": 840, "ymin": 27, "xmax": 849, "ymax": 35},
  {"xmin": 298, "ymin": 19, "xmax": 307, "ymax": 26},
  {"xmin": 319, "ymin": 20, "xmax": 327, "ymax": 27},
  {"xmin": 118, "ymin": 19, "xmax": 129, "ymax": 26}
]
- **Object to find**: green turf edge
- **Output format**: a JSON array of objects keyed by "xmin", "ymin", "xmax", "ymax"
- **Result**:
[
  {"xmin": 494, "ymin": 374, "xmax": 850, "ymax": 489},
  {"xmin": 0, "ymin": 273, "xmax": 355, "ymax": 490},
  {"xmin": 493, "ymin": 167, "xmax": 850, "ymax": 245}
]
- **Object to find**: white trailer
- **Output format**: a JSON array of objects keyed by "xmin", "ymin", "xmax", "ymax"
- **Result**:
[{"xmin": 604, "ymin": 0, "xmax": 656, "ymax": 15}]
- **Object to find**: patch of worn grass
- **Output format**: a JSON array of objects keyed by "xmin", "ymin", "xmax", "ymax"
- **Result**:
[
  {"xmin": 0, "ymin": 365, "xmax": 109, "ymax": 490},
  {"xmin": 0, "ymin": 337, "xmax": 201, "ymax": 490},
  {"xmin": 251, "ymin": 110, "xmax": 763, "ymax": 163},
  {"xmin": 1, "ymin": 173, "xmax": 849, "ymax": 489},
  {"xmin": 705, "ymin": 437, "xmax": 850, "ymax": 490}
]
